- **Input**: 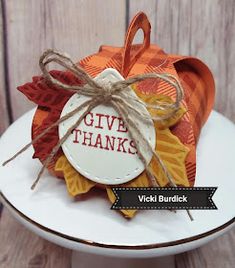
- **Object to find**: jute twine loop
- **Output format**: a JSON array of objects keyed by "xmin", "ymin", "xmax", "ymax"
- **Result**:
[{"xmin": 2, "ymin": 49, "xmax": 193, "ymax": 220}]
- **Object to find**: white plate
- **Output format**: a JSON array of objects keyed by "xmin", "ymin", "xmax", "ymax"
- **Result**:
[{"xmin": 0, "ymin": 109, "xmax": 234, "ymax": 258}]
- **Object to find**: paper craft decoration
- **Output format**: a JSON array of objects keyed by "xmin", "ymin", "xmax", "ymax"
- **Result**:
[{"xmin": 15, "ymin": 12, "xmax": 215, "ymax": 218}]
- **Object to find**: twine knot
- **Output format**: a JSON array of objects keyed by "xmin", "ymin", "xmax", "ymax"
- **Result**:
[{"xmin": 100, "ymin": 81, "xmax": 114, "ymax": 103}]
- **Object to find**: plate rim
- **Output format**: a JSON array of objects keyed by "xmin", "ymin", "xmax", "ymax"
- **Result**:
[{"xmin": 1, "ymin": 192, "xmax": 234, "ymax": 250}]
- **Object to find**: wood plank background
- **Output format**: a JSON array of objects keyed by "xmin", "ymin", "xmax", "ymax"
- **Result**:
[
  {"xmin": 0, "ymin": 0, "xmax": 234, "ymax": 267},
  {"xmin": 0, "ymin": 1, "xmax": 9, "ymax": 133}
]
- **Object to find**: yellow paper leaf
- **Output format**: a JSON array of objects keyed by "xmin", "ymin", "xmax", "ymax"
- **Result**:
[
  {"xmin": 55, "ymin": 155, "xmax": 96, "ymax": 196},
  {"xmin": 106, "ymin": 188, "xmax": 136, "ymax": 218},
  {"xmin": 150, "ymin": 128, "xmax": 190, "ymax": 187},
  {"xmin": 106, "ymin": 170, "xmax": 150, "ymax": 218},
  {"xmin": 133, "ymin": 87, "xmax": 186, "ymax": 129}
]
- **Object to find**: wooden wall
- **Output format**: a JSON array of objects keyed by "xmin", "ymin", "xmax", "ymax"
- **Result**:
[
  {"xmin": 0, "ymin": 0, "xmax": 235, "ymax": 135},
  {"xmin": 0, "ymin": 1, "xmax": 234, "ymax": 267}
]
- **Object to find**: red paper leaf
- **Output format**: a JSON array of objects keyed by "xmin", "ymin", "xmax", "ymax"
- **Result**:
[
  {"xmin": 18, "ymin": 70, "xmax": 84, "ymax": 110},
  {"xmin": 32, "ymin": 108, "xmax": 62, "ymax": 164}
]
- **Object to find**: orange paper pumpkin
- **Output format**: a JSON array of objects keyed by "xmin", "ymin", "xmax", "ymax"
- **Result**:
[
  {"xmin": 18, "ymin": 13, "xmax": 215, "ymax": 216},
  {"xmin": 25, "ymin": 13, "xmax": 215, "ymax": 185}
]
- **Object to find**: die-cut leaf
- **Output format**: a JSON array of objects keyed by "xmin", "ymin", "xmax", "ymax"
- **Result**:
[
  {"xmin": 150, "ymin": 128, "xmax": 190, "ymax": 187},
  {"xmin": 106, "ymin": 170, "xmax": 150, "ymax": 218},
  {"xmin": 133, "ymin": 85, "xmax": 186, "ymax": 129},
  {"xmin": 55, "ymin": 155, "xmax": 96, "ymax": 196},
  {"xmin": 106, "ymin": 188, "xmax": 137, "ymax": 218},
  {"xmin": 18, "ymin": 70, "xmax": 83, "ymax": 110},
  {"xmin": 32, "ymin": 109, "xmax": 62, "ymax": 166}
]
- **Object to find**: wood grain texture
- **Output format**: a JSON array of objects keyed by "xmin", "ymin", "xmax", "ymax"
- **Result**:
[
  {"xmin": 0, "ymin": 1, "xmax": 10, "ymax": 134},
  {"xmin": 129, "ymin": 0, "xmax": 192, "ymax": 53},
  {"xmin": 190, "ymin": 0, "xmax": 235, "ymax": 121},
  {"xmin": 4, "ymin": 0, "xmax": 126, "ymax": 120},
  {"xmin": 175, "ymin": 227, "xmax": 235, "ymax": 268},
  {"xmin": 129, "ymin": 0, "xmax": 235, "ymax": 121},
  {"xmin": 0, "ymin": 209, "xmax": 71, "ymax": 268}
]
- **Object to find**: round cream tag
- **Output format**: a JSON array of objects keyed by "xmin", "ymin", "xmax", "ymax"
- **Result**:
[{"xmin": 59, "ymin": 68, "xmax": 156, "ymax": 185}]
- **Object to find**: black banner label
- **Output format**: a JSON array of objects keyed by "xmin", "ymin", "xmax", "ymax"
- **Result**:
[{"xmin": 111, "ymin": 187, "xmax": 217, "ymax": 210}]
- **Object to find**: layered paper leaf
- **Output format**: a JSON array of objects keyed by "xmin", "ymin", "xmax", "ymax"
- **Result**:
[
  {"xmin": 55, "ymin": 155, "xmax": 96, "ymax": 196},
  {"xmin": 150, "ymin": 128, "xmax": 190, "ymax": 187},
  {"xmin": 18, "ymin": 70, "xmax": 83, "ymax": 110},
  {"xmin": 21, "ymin": 68, "xmax": 189, "ymax": 218}
]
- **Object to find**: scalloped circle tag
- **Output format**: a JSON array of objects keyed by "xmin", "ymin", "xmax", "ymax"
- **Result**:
[{"xmin": 59, "ymin": 68, "xmax": 156, "ymax": 185}]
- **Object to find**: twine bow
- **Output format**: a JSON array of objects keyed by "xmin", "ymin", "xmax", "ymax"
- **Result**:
[{"xmin": 2, "ymin": 49, "xmax": 192, "ymax": 220}]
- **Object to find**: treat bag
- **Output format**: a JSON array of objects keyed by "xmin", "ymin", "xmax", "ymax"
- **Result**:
[{"xmin": 21, "ymin": 12, "xmax": 215, "ymax": 188}]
